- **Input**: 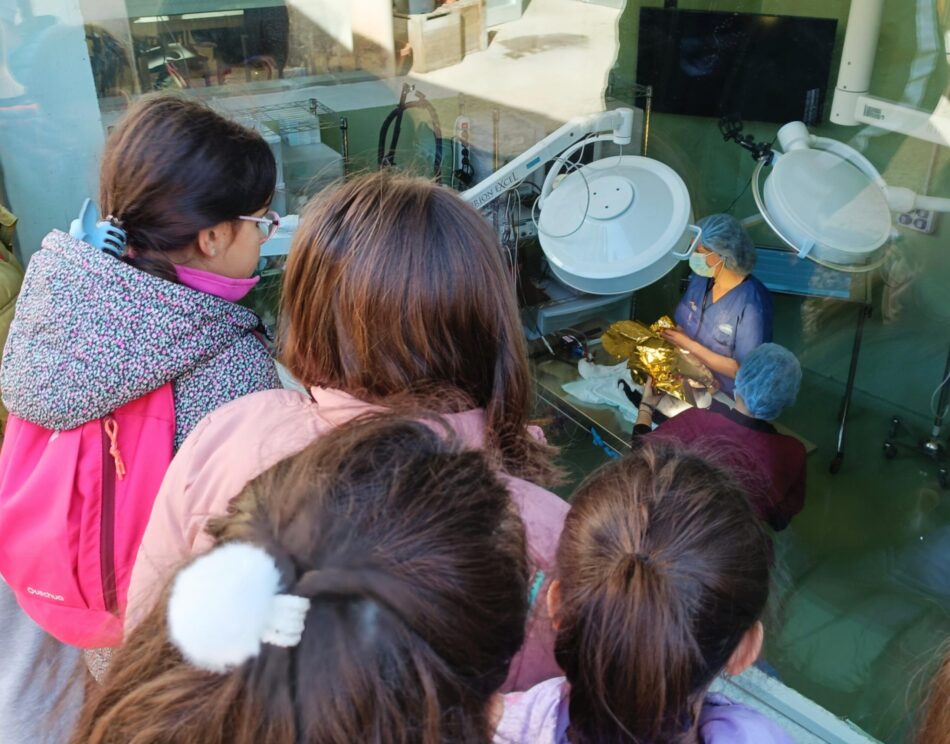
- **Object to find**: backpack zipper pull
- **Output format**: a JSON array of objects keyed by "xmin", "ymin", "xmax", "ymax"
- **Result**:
[{"xmin": 103, "ymin": 418, "xmax": 126, "ymax": 481}]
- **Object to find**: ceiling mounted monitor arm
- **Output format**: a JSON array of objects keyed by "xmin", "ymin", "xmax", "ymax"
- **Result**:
[
  {"xmin": 831, "ymin": 0, "xmax": 950, "ymax": 146},
  {"xmin": 460, "ymin": 108, "xmax": 635, "ymax": 210}
]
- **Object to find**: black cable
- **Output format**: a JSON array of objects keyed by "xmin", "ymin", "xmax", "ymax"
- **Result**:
[
  {"xmin": 724, "ymin": 179, "xmax": 752, "ymax": 215},
  {"xmin": 378, "ymin": 84, "xmax": 412, "ymax": 168},
  {"xmin": 411, "ymin": 93, "xmax": 442, "ymax": 179},
  {"xmin": 377, "ymin": 84, "xmax": 442, "ymax": 179},
  {"xmin": 723, "ymin": 131, "xmax": 777, "ymax": 214},
  {"xmin": 518, "ymin": 181, "xmax": 542, "ymax": 204},
  {"xmin": 377, "ymin": 107, "xmax": 402, "ymax": 168}
]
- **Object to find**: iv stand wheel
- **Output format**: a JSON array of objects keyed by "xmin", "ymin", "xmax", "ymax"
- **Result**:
[
  {"xmin": 939, "ymin": 468, "xmax": 950, "ymax": 490},
  {"xmin": 882, "ymin": 442, "xmax": 898, "ymax": 459}
]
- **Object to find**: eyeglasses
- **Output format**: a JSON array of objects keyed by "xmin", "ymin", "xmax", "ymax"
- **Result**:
[{"xmin": 238, "ymin": 210, "xmax": 281, "ymax": 243}]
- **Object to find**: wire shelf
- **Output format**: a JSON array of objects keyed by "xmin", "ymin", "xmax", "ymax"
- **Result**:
[{"xmin": 227, "ymin": 98, "xmax": 338, "ymax": 133}]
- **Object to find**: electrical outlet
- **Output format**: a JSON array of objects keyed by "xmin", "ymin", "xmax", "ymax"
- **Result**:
[{"xmin": 897, "ymin": 208, "xmax": 938, "ymax": 235}]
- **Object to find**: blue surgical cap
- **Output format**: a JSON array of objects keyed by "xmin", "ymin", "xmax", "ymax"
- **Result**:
[
  {"xmin": 697, "ymin": 213, "xmax": 756, "ymax": 275},
  {"xmin": 734, "ymin": 343, "xmax": 801, "ymax": 420}
]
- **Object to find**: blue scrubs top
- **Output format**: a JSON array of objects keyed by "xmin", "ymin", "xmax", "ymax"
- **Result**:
[{"xmin": 673, "ymin": 273, "xmax": 773, "ymax": 395}]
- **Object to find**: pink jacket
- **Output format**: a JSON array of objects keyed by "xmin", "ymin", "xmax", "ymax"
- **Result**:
[{"xmin": 127, "ymin": 387, "xmax": 568, "ymax": 691}]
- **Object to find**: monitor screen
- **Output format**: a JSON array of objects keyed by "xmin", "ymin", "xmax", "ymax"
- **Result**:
[{"xmin": 636, "ymin": 9, "xmax": 838, "ymax": 125}]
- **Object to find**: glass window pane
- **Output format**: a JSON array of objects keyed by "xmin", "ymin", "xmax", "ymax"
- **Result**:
[{"xmin": 3, "ymin": 2, "xmax": 949, "ymax": 741}]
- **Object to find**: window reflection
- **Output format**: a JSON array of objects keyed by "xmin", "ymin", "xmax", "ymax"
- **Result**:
[{"xmin": 3, "ymin": 4, "xmax": 950, "ymax": 740}]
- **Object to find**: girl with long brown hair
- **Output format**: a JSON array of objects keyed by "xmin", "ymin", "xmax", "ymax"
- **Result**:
[
  {"xmin": 73, "ymin": 415, "xmax": 529, "ymax": 744},
  {"xmin": 127, "ymin": 170, "xmax": 567, "ymax": 691},
  {"xmin": 495, "ymin": 439, "xmax": 794, "ymax": 744},
  {"xmin": 0, "ymin": 93, "xmax": 280, "ymax": 742}
]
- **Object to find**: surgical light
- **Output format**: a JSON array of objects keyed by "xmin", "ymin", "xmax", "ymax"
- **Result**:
[
  {"xmin": 461, "ymin": 108, "xmax": 700, "ymax": 295},
  {"xmin": 750, "ymin": 121, "xmax": 950, "ymax": 271},
  {"xmin": 736, "ymin": 0, "xmax": 950, "ymax": 271}
]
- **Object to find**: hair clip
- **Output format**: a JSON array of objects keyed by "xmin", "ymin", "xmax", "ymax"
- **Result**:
[
  {"xmin": 167, "ymin": 543, "xmax": 310, "ymax": 674},
  {"xmin": 68, "ymin": 198, "xmax": 127, "ymax": 256}
]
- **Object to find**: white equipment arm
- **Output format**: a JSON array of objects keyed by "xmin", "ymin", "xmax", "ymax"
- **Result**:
[
  {"xmin": 830, "ymin": 0, "xmax": 885, "ymax": 126},
  {"xmin": 885, "ymin": 186, "xmax": 950, "ymax": 214},
  {"xmin": 775, "ymin": 123, "xmax": 950, "ymax": 216},
  {"xmin": 831, "ymin": 0, "xmax": 950, "ymax": 146},
  {"xmin": 460, "ymin": 108, "xmax": 635, "ymax": 210}
]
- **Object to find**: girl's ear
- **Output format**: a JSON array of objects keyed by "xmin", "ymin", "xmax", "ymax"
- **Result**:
[
  {"xmin": 546, "ymin": 579, "xmax": 562, "ymax": 630},
  {"xmin": 196, "ymin": 221, "xmax": 233, "ymax": 259},
  {"xmin": 725, "ymin": 620, "xmax": 764, "ymax": 677}
]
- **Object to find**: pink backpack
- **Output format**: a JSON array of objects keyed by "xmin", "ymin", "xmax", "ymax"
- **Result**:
[{"xmin": 0, "ymin": 384, "xmax": 174, "ymax": 647}]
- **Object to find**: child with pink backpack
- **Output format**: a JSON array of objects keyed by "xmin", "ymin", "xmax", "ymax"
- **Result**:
[{"xmin": 0, "ymin": 94, "xmax": 281, "ymax": 740}]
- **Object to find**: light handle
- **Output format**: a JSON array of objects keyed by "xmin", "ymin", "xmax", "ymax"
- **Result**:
[{"xmin": 671, "ymin": 224, "xmax": 703, "ymax": 260}]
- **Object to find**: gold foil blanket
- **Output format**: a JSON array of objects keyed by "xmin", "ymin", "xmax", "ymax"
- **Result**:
[{"xmin": 601, "ymin": 316, "xmax": 717, "ymax": 401}]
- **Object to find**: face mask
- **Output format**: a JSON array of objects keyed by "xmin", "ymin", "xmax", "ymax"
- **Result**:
[
  {"xmin": 175, "ymin": 265, "xmax": 260, "ymax": 303},
  {"xmin": 689, "ymin": 252, "xmax": 721, "ymax": 278}
]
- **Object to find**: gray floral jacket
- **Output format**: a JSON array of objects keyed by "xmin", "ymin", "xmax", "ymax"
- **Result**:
[{"xmin": 2, "ymin": 230, "xmax": 279, "ymax": 448}]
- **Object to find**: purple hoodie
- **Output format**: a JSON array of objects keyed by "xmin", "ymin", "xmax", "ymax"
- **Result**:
[
  {"xmin": 495, "ymin": 677, "xmax": 795, "ymax": 744},
  {"xmin": 2, "ymin": 230, "xmax": 279, "ymax": 447}
]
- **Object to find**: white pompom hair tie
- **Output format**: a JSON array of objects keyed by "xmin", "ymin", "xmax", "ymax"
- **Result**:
[{"xmin": 167, "ymin": 542, "xmax": 311, "ymax": 673}]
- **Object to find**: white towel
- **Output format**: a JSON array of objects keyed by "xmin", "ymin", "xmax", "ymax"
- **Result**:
[
  {"xmin": 561, "ymin": 360, "xmax": 640, "ymax": 422},
  {"xmin": 561, "ymin": 360, "xmax": 695, "ymax": 422}
]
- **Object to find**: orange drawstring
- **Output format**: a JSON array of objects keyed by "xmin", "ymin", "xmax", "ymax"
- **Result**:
[{"xmin": 104, "ymin": 418, "xmax": 127, "ymax": 481}]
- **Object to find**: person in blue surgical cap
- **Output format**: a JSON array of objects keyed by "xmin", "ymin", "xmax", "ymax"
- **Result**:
[
  {"xmin": 632, "ymin": 344, "xmax": 806, "ymax": 530},
  {"xmin": 663, "ymin": 213, "xmax": 773, "ymax": 396}
]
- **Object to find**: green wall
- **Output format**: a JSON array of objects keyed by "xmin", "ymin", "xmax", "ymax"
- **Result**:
[{"xmin": 613, "ymin": 0, "xmax": 950, "ymax": 423}]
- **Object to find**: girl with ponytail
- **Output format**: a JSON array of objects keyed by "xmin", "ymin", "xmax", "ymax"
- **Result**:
[
  {"xmin": 72, "ymin": 415, "xmax": 529, "ymax": 744},
  {"xmin": 495, "ymin": 438, "xmax": 793, "ymax": 744},
  {"xmin": 3, "ymin": 93, "xmax": 281, "ymax": 449}
]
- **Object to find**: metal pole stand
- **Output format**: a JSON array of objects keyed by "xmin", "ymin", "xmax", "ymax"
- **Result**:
[{"xmin": 830, "ymin": 303, "xmax": 871, "ymax": 474}]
